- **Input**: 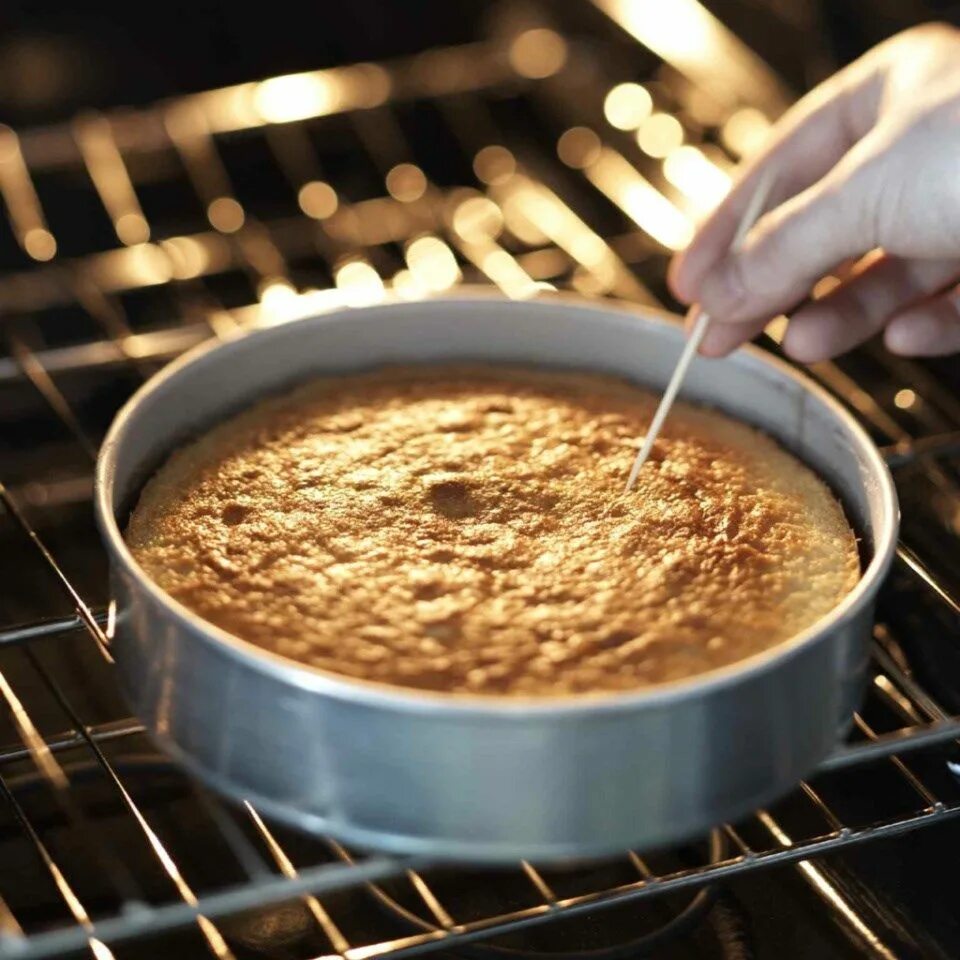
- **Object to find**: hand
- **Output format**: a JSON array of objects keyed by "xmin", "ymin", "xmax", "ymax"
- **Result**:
[{"xmin": 668, "ymin": 22, "xmax": 960, "ymax": 360}]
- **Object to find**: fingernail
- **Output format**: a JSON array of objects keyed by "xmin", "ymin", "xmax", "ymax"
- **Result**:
[
  {"xmin": 699, "ymin": 258, "xmax": 746, "ymax": 320},
  {"xmin": 698, "ymin": 323, "xmax": 735, "ymax": 357}
]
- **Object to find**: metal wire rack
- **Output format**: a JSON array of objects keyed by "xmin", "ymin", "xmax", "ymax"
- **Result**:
[{"xmin": 3, "ymin": 6, "xmax": 960, "ymax": 958}]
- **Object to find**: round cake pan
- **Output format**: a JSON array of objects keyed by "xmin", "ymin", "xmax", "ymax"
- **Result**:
[{"xmin": 95, "ymin": 293, "xmax": 898, "ymax": 861}]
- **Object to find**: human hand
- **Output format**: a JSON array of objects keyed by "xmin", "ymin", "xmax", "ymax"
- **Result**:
[{"xmin": 668, "ymin": 22, "xmax": 960, "ymax": 360}]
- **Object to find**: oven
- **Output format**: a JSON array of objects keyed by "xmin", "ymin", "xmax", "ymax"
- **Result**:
[{"xmin": 3, "ymin": 1, "xmax": 960, "ymax": 957}]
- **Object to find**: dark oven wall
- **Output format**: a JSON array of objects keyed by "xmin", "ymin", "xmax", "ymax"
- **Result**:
[{"xmin": 0, "ymin": 0, "xmax": 955, "ymax": 128}]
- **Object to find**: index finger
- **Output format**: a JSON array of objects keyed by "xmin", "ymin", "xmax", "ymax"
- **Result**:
[{"xmin": 668, "ymin": 55, "xmax": 883, "ymax": 304}]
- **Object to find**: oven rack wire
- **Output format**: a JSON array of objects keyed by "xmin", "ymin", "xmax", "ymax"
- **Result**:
[{"xmin": 2, "ymin": 11, "xmax": 960, "ymax": 959}]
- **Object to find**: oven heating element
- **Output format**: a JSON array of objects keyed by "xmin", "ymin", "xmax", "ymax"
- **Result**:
[{"xmin": 3, "ymin": 4, "xmax": 960, "ymax": 958}]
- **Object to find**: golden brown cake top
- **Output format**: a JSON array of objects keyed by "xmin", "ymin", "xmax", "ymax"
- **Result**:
[{"xmin": 126, "ymin": 365, "xmax": 859, "ymax": 697}]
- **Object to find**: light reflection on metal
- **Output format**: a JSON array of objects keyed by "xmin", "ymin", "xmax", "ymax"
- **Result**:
[
  {"xmin": 662, "ymin": 145, "xmax": 731, "ymax": 211},
  {"xmin": 721, "ymin": 107, "xmax": 772, "ymax": 159},
  {"xmin": 764, "ymin": 316, "xmax": 788, "ymax": 344},
  {"xmin": 207, "ymin": 197, "xmax": 245, "ymax": 233},
  {"xmin": 324, "ymin": 195, "xmax": 430, "ymax": 247},
  {"xmin": 447, "ymin": 199, "xmax": 539, "ymax": 300},
  {"xmin": 335, "ymin": 260, "xmax": 386, "ymax": 306},
  {"xmin": 165, "ymin": 104, "xmax": 246, "ymax": 234},
  {"xmin": 86, "ymin": 243, "xmax": 173, "ymax": 290},
  {"xmin": 450, "ymin": 196, "xmax": 503, "ymax": 243},
  {"xmin": 556, "ymin": 127, "xmax": 602, "ymax": 169},
  {"xmin": 473, "ymin": 145, "xmax": 516, "ymax": 185},
  {"xmin": 894, "ymin": 389, "xmax": 917, "ymax": 411},
  {"xmin": 812, "ymin": 275, "xmax": 841, "ymax": 299},
  {"xmin": 188, "ymin": 64, "xmax": 392, "ymax": 133},
  {"xmin": 603, "ymin": 83, "xmax": 653, "ymax": 130},
  {"xmin": 298, "ymin": 180, "xmax": 339, "ymax": 219},
  {"xmin": 591, "ymin": 0, "xmax": 789, "ymax": 114},
  {"xmin": 636, "ymin": 113, "xmax": 683, "ymax": 158},
  {"xmin": 257, "ymin": 280, "xmax": 301, "ymax": 325},
  {"xmin": 160, "ymin": 235, "xmax": 213, "ymax": 280},
  {"xmin": 508, "ymin": 29, "xmax": 568, "ymax": 80},
  {"xmin": 0, "ymin": 671, "xmax": 118, "ymax": 959},
  {"xmin": 259, "ymin": 278, "xmax": 299, "ymax": 308},
  {"xmin": 0, "ymin": 125, "xmax": 56, "ymax": 260},
  {"xmin": 254, "ymin": 73, "xmax": 340, "ymax": 124},
  {"xmin": 405, "ymin": 236, "xmax": 461, "ymax": 292},
  {"xmin": 494, "ymin": 173, "xmax": 655, "ymax": 303},
  {"xmin": 392, "ymin": 268, "xmax": 429, "ymax": 301},
  {"xmin": 73, "ymin": 113, "xmax": 150, "ymax": 245},
  {"xmin": 756, "ymin": 811, "xmax": 900, "ymax": 960},
  {"xmin": 386, "ymin": 163, "xmax": 428, "ymax": 203},
  {"xmin": 243, "ymin": 802, "xmax": 351, "ymax": 954},
  {"xmin": 580, "ymin": 147, "xmax": 693, "ymax": 250}
]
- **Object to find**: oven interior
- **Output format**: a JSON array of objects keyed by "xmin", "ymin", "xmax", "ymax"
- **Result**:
[{"xmin": 4, "ymin": 1, "xmax": 960, "ymax": 958}]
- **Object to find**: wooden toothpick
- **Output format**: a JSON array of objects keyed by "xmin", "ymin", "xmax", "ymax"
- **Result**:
[{"xmin": 624, "ymin": 168, "xmax": 777, "ymax": 492}]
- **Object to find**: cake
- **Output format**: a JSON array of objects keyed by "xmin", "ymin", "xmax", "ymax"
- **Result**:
[{"xmin": 126, "ymin": 365, "xmax": 860, "ymax": 696}]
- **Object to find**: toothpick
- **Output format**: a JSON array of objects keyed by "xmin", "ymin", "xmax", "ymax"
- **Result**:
[{"xmin": 623, "ymin": 168, "xmax": 777, "ymax": 493}]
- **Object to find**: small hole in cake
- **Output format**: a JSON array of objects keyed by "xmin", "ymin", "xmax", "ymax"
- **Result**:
[
  {"xmin": 221, "ymin": 502, "xmax": 251, "ymax": 526},
  {"xmin": 428, "ymin": 479, "xmax": 477, "ymax": 519},
  {"xmin": 413, "ymin": 581, "xmax": 446, "ymax": 600},
  {"xmin": 597, "ymin": 630, "xmax": 633, "ymax": 650}
]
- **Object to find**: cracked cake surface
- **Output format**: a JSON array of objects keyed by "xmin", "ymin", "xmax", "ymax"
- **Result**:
[{"xmin": 126, "ymin": 364, "xmax": 860, "ymax": 696}]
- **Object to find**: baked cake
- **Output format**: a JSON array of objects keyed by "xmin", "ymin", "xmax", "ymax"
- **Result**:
[{"xmin": 126, "ymin": 365, "xmax": 860, "ymax": 696}]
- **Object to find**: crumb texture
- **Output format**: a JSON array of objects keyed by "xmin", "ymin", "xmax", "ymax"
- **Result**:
[{"xmin": 127, "ymin": 365, "xmax": 860, "ymax": 696}]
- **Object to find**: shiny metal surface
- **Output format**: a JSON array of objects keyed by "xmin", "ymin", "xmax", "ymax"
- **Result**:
[{"xmin": 94, "ymin": 294, "xmax": 899, "ymax": 861}]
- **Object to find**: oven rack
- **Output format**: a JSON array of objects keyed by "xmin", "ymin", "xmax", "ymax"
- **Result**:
[{"xmin": 2, "ymin": 11, "xmax": 960, "ymax": 958}]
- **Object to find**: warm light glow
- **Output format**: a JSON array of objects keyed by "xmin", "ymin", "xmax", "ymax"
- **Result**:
[
  {"xmin": 23, "ymin": 227, "xmax": 56, "ymax": 261},
  {"xmin": 451, "ymin": 196, "xmax": 503, "ymax": 242},
  {"xmin": 473, "ymin": 145, "xmax": 516, "ymax": 185},
  {"xmin": 590, "ymin": 0, "xmax": 788, "ymax": 114},
  {"xmin": 89, "ymin": 939, "xmax": 115, "ymax": 960},
  {"xmin": 160, "ymin": 235, "xmax": 211, "ymax": 279},
  {"xmin": 0, "ymin": 127, "xmax": 57, "ymax": 261},
  {"xmin": 499, "ymin": 194, "xmax": 550, "ymax": 245},
  {"xmin": 207, "ymin": 197, "xmax": 245, "ymax": 233},
  {"xmin": 257, "ymin": 279, "xmax": 301, "ymax": 326},
  {"xmin": 193, "ymin": 63, "xmax": 391, "ymax": 134},
  {"xmin": 508, "ymin": 29, "xmax": 568, "ymax": 79},
  {"xmin": 74, "ymin": 114, "xmax": 150, "ymax": 247},
  {"xmin": 298, "ymin": 180, "xmax": 338, "ymax": 219},
  {"xmin": 894, "ymin": 389, "xmax": 917, "ymax": 410},
  {"xmin": 254, "ymin": 73, "xmax": 338, "ymax": 123},
  {"xmin": 721, "ymin": 107, "xmax": 772, "ymax": 159},
  {"xmin": 586, "ymin": 148, "xmax": 694, "ymax": 250},
  {"xmin": 0, "ymin": 125, "xmax": 19, "ymax": 162},
  {"xmin": 663, "ymin": 145, "xmax": 731, "ymax": 210},
  {"xmin": 636, "ymin": 113, "xmax": 683, "ymax": 158},
  {"xmin": 596, "ymin": 0, "xmax": 717, "ymax": 70},
  {"xmin": 812, "ymin": 275, "xmax": 841, "ymax": 299},
  {"xmin": 603, "ymin": 83, "xmax": 653, "ymax": 130},
  {"xmin": 335, "ymin": 260, "xmax": 385, "ymax": 306},
  {"xmin": 120, "ymin": 243, "xmax": 174, "ymax": 286},
  {"xmin": 572, "ymin": 263, "xmax": 614, "ymax": 296},
  {"xmin": 386, "ymin": 163, "xmax": 427, "ymax": 203},
  {"xmin": 557, "ymin": 127, "xmax": 602, "ymax": 169},
  {"xmin": 406, "ymin": 236, "xmax": 461, "ymax": 292},
  {"xmin": 392, "ymin": 268, "xmax": 428, "ymax": 300},
  {"xmin": 478, "ymin": 248, "xmax": 540, "ymax": 299},
  {"xmin": 764, "ymin": 315, "xmax": 788, "ymax": 344},
  {"xmin": 493, "ymin": 174, "xmax": 650, "ymax": 304},
  {"xmin": 259, "ymin": 278, "xmax": 298, "ymax": 307},
  {"xmin": 115, "ymin": 213, "xmax": 150, "ymax": 246}
]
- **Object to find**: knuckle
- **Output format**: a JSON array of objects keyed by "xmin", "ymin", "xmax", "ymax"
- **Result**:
[{"xmin": 724, "ymin": 253, "xmax": 750, "ymax": 303}]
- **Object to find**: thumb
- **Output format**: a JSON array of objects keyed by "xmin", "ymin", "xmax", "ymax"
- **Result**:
[{"xmin": 695, "ymin": 132, "xmax": 888, "ymax": 325}]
